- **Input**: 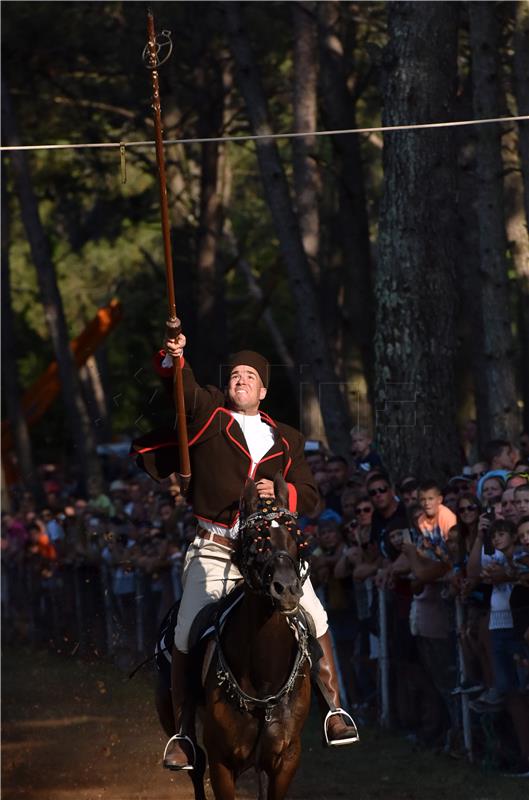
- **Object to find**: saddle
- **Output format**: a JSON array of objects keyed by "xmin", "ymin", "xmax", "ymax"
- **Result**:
[
  {"xmin": 155, "ymin": 584, "xmax": 245, "ymax": 687},
  {"xmin": 155, "ymin": 586, "xmax": 322, "ymax": 692}
]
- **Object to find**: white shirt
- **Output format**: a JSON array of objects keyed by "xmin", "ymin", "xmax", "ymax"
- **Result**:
[
  {"xmin": 200, "ymin": 411, "xmax": 276, "ymax": 540},
  {"xmin": 482, "ymin": 547, "xmax": 513, "ymax": 630},
  {"xmin": 230, "ymin": 411, "xmax": 275, "ymax": 466}
]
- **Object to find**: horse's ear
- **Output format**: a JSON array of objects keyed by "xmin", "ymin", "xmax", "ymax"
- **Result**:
[
  {"xmin": 242, "ymin": 478, "xmax": 259, "ymax": 516},
  {"xmin": 273, "ymin": 472, "xmax": 289, "ymax": 508}
]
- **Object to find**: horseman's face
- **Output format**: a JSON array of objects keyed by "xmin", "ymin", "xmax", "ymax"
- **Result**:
[{"xmin": 228, "ymin": 365, "xmax": 266, "ymax": 414}]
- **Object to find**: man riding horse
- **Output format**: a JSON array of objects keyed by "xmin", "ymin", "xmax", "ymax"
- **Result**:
[{"xmin": 133, "ymin": 335, "xmax": 358, "ymax": 770}]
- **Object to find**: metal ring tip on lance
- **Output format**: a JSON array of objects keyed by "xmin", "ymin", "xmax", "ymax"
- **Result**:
[{"xmin": 142, "ymin": 29, "xmax": 173, "ymax": 70}]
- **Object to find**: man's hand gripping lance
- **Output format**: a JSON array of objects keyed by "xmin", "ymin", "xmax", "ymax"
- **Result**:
[{"xmin": 143, "ymin": 9, "xmax": 191, "ymax": 490}]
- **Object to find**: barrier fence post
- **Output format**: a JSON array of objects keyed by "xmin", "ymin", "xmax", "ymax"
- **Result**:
[
  {"xmin": 2, "ymin": 564, "xmax": 12, "ymax": 630},
  {"xmin": 377, "ymin": 584, "xmax": 390, "ymax": 728},
  {"xmin": 101, "ymin": 564, "xmax": 115, "ymax": 655},
  {"xmin": 73, "ymin": 565, "xmax": 85, "ymax": 653},
  {"xmin": 455, "ymin": 597, "xmax": 473, "ymax": 762},
  {"xmin": 135, "ymin": 570, "xmax": 145, "ymax": 655},
  {"xmin": 26, "ymin": 565, "xmax": 37, "ymax": 646}
]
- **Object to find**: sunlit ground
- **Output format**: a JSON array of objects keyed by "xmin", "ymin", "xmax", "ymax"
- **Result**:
[{"xmin": 1, "ymin": 647, "xmax": 527, "ymax": 800}]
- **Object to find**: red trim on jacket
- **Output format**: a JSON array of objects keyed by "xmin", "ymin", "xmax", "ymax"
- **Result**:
[
  {"xmin": 188, "ymin": 407, "xmax": 233, "ymax": 447},
  {"xmin": 259, "ymin": 410, "xmax": 277, "ymax": 428},
  {"xmin": 280, "ymin": 435, "xmax": 292, "ymax": 477},
  {"xmin": 287, "ymin": 483, "xmax": 297, "ymax": 512},
  {"xmin": 134, "ymin": 440, "xmax": 179, "ymax": 455},
  {"xmin": 226, "ymin": 417, "xmax": 252, "ymax": 461},
  {"xmin": 258, "ymin": 451, "xmax": 283, "ymax": 465},
  {"xmin": 193, "ymin": 514, "xmax": 227, "ymax": 529}
]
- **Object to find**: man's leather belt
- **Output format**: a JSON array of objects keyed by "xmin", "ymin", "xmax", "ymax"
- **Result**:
[{"xmin": 197, "ymin": 527, "xmax": 236, "ymax": 550}]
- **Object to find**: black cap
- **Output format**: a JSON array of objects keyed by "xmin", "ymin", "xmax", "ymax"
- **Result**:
[{"xmin": 229, "ymin": 350, "xmax": 270, "ymax": 388}]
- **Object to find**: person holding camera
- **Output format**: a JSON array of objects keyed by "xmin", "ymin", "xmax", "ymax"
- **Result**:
[{"xmin": 467, "ymin": 519, "xmax": 529, "ymax": 770}]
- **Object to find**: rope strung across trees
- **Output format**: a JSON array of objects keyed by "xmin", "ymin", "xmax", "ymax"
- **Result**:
[{"xmin": 1, "ymin": 114, "xmax": 528, "ymax": 153}]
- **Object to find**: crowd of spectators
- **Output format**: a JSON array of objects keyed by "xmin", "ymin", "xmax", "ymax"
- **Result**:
[
  {"xmin": 1, "ymin": 454, "xmax": 194, "ymax": 660},
  {"xmin": 301, "ymin": 428, "xmax": 529, "ymax": 775},
  {"xmin": 2, "ymin": 427, "xmax": 529, "ymax": 774}
]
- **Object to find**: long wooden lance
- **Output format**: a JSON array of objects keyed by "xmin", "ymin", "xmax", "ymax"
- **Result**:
[{"xmin": 143, "ymin": 9, "xmax": 191, "ymax": 490}]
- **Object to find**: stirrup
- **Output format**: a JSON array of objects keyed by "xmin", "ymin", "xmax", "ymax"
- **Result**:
[
  {"xmin": 163, "ymin": 733, "xmax": 196, "ymax": 771},
  {"xmin": 324, "ymin": 708, "xmax": 360, "ymax": 747}
]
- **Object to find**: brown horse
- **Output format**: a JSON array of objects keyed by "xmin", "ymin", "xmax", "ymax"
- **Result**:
[{"xmin": 158, "ymin": 474, "xmax": 313, "ymax": 800}]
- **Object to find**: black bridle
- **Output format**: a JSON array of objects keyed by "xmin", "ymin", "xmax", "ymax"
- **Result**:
[
  {"xmin": 215, "ymin": 497, "xmax": 312, "ymax": 721},
  {"xmin": 234, "ymin": 498, "xmax": 310, "ymax": 594}
]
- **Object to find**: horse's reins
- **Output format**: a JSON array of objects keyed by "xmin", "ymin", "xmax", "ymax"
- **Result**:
[
  {"xmin": 213, "ymin": 501, "xmax": 311, "ymax": 721},
  {"xmin": 214, "ymin": 612, "xmax": 310, "ymax": 723}
]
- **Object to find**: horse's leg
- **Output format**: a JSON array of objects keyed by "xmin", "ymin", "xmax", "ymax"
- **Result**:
[
  {"xmin": 257, "ymin": 770, "xmax": 269, "ymax": 800},
  {"xmin": 208, "ymin": 760, "xmax": 236, "ymax": 800},
  {"xmin": 155, "ymin": 674, "xmax": 175, "ymax": 737},
  {"xmin": 266, "ymin": 743, "xmax": 302, "ymax": 800},
  {"xmin": 190, "ymin": 746, "xmax": 207, "ymax": 800}
]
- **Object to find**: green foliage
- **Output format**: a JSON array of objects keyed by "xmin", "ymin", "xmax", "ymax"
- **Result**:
[{"xmin": 4, "ymin": 1, "xmax": 525, "ymax": 461}]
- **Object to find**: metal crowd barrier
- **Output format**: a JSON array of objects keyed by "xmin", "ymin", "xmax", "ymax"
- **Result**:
[
  {"xmin": 376, "ymin": 586, "xmax": 474, "ymax": 762},
  {"xmin": 1, "ymin": 559, "xmax": 181, "ymax": 663},
  {"xmin": 1, "ymin": 557, "xmax": 512, "ymax": 767}
]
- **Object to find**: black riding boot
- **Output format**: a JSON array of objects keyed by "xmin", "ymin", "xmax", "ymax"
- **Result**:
[
  {"xmin": 316, "ymin": 631, "xmax": 359, "ymax": 746},
  {"xmin": 163, "ymin": 648, "xmax": 195, "ymax": 770}
]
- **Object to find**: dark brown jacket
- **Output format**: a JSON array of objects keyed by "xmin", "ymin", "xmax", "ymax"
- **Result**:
[{"xmin": 131, "ymin": 354, "xmax": 319, "ymax": 527}]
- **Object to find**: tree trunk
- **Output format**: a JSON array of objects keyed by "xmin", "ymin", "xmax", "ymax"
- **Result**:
[
  {"xmin": 79, "ymin": 355, "xmax": 112, "ymax": 444},
  {"xmin": 504, "ymin": 126, "xmax": 529, "ymax": 440},
  {"xmin": 1, "ymin": 160, "xmax": 39, "ymax": 495},
  {"xmin": 469, "ymin": 2, "xmax": 520, "ymax": 441},
  {"xmin": 194, "ymin": 60, "xmax": 227, "ymax": 385},
  {"xmin": 318, "ymin": 1, "xmax": 374, "ymax": 406},
  {"xmin": 292, "ymin": 1, "xmax": 320, "ymax": 281},
  {"xmin": 225, "ymin": 2, "xmax": 351, "ymax": 453},
  {"xmin": 292, "ymin": 1, "xmax": 326, "ymax": 443},
  {"xmin": 453, "ymin": 71, "xmax": 489, "ymax": 449},
  {"xmin": 514, "ymin": 0, "xmax": 529, "ymax": 431},
  {"xmin": 375, "ymin": 2, "xmax": 460, "ymax": 480},
  {"xmin": 2, "ymin": 78, "xmax": 102, "ymax": 493}
]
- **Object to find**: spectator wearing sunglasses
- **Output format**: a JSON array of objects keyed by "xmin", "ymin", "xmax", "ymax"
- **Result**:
[
  {"xmin": 468, "ymin": 461, "xmax": 489, "ymax": 488},
  {"xmin": 455, "ymin": 492, "xmax": 482, "ymax": 556},
  {"xmin": 367, "ymin": 473, "xmax": 407, "ymax": 562},
  {"xmin": 354, "ymin": 497, "xmax": 373, "ymax": 528},
  {"xmin": 449, "ymin": 494, "xmax": 493, "ymax": 700}
]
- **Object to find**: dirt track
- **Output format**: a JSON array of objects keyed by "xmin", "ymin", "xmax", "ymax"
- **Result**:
[{"xmin": 1, "ymin": 647, "xmax": 526, "ymax": 800}]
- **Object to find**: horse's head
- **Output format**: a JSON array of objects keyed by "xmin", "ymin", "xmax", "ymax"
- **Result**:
[{"xmin": 234, "ymin": 473, "xmax": 310, "ymax": 615}]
